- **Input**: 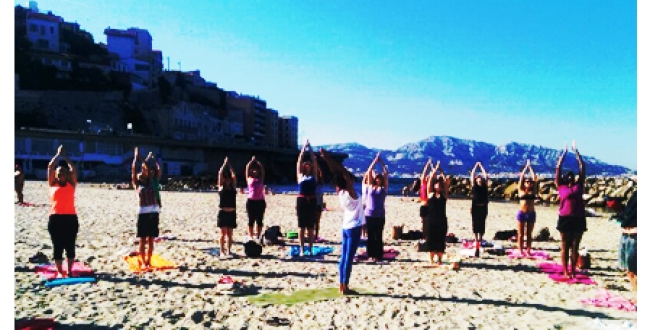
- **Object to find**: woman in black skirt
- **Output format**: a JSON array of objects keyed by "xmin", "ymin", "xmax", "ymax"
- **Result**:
[
  {"xmin": 470, "ymin": 162, "xmax": 489, "ymax": 257},
  {"xmin": 425, "ymin": 161, "xmax": 451, "ymax": 265}
]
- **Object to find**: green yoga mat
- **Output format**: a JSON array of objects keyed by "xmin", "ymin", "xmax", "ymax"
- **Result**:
[
  {"xmin": 248, "ymin": 288, "xmax": 369, "ymax": 306},
  {"xmin": 286, "ymin": 231, "xmax": 298, "ymax": 239}
]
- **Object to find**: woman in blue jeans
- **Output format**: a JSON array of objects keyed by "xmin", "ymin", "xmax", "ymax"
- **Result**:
[{"xmin": 320, "ymin": 148, "xmax": 364, "ymax": 295}]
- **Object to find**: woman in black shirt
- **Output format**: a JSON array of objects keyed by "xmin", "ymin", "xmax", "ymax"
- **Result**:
[{"xmin": 470, "ymin": 162, "xmax": 489, "ymax": 257}]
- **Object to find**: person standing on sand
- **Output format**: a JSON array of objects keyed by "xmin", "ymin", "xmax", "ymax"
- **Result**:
[
  {"xmin": 516, "ymin": 159, "xmax": 538, "ymax": 255},
  {"xmin": 245, "ymin": 156, "xmax": 266, "ymax": 240},
  {"xmin": 554, "ymin": 141, "xmax": 587, "ymax": 278},
  {"xmin": 320, "ymin": 148, "xmax": 364, "ymax": 295},
  {"xmin": 617, "ymin": 190, "xmax": 637, "ymax": 304},
  {"xmin": 217, "ymin": 157, "xmax": 238, "ymax": 257},
  {"xmin": 296, "ymin": 139, "xmax": 319, "ymax": 256},
  {"xmin": 15, "ymin": 164, "xmax": 25, "ymax": 204},
  {"xmin": 419, "ymin": 159, "xmax": 433, "ymax": 235},
  {"xmin": 470, "ymin": 162, "xmax": 489, "ymax": 257},
  {"xmin": 425, "ymin": 161, "xmax": 451, "ymax": 265},
  {"xmin": 47, "ymin": 145, "xmax": 79, "ymax": 278},
  {"xmin": 314, "ymin": 168, "xmax": 325, "ymax": 241},
  {"xmin": 363, "ymin": 152, "xmax": 389, "ymax": 261},
  {"xmin": 132, "ymin": 147, "xmax": 161, "ymax": 269}
]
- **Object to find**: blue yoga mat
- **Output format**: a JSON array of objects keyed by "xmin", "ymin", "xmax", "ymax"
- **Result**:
[
  {"xmin": 287, "ymin": 246, "xmax": 334, "ymax": 257},
  {"xmin": 44, "ymin": 277, "xmax": 96, "ymax": 287}
]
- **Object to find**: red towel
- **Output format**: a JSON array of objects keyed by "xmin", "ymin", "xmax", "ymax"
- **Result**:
[{"xmin": 35, "ymin": 262, "xmax": 94, "ymax": 280}]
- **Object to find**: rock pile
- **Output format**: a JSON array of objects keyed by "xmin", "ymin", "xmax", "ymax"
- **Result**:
[{"xmin": 447, "ymin": 177, "xmax": 637, "ymax": 206}]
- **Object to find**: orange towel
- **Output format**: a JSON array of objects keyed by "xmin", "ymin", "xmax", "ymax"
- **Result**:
[{"xmin": 123, "ymin": 254, "xmax": 177, "ymax": 273}]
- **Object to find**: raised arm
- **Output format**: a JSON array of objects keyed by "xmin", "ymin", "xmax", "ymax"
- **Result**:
[
  {"xmin": 48, "ymin": 145, "xmax": 63, "ymax": 187},
  {"xmin": 438, "ymin": 167, "xmax": 450, "ymax": 199},
  {"xmin": 574, "ymin": 141, "xmax": 585, "ymax": 184},
  {"xmin": 478, "ymin": 162, "xmax": 488, "ymax": 181},
  {"xmin": 297, "ymin": 141, "xmax": 308, "ymax": 182},
  {"xmin": 256, "ymin": 158, "xmax": 265, "ymax": 182},
  {"xmin": 427, "ymin": 161, "xmax": 440, "ymax": 196},
  {"xmin": 61, "ymin": 151, "xmax": 77, "ymax": 186},
  {"xmin": 420, "ymin": 158, "xmax": 432, "ymax": 181},
  {"xmin": 228, "ymin": 161, "xmax": 237, "ymax": 190},
  {"xmin": 320, "ymin": 148, "xmax": 357, "ymax": 199},
  {"xmin": 365, "ymin": 153, "xmax": 379, "ymax": 185},
  {"xmin": 218, "ymin": 157, "xmax": 228, "ymax": 188},
  {"xmin": 378, "ymin": 155, "xmax": 389, "ymax": 189},
  {"xmin": 131, "ymin": 147, "xmax": 141, "ymax": 188},
  {"xmin": 470, "ymin": 162, "xmax": 479, "ymax": 187},
  {"xmin": 554, "ymin": 144, "xmax": 568, "ymax": 188},
  {"xmin": 308, "ymin": 143, "xmax": 319, "ymax": 179},
  {"xmin": 246, "ymin": 157, "xmax": 254, "ymax": 181},
  {"xmin": 518, "ymin": 160, "xmax": 529, "ymax": 192}
]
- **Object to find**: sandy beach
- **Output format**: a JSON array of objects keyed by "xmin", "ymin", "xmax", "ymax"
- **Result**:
[{"xmin": 14, "ymin": 181, "xmax": 636, "ymax": 329}]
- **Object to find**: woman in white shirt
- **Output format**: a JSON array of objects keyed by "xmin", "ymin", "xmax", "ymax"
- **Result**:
[{"xmin": 320, "ymin": 148, "xmax": 363, "ymax": 295}]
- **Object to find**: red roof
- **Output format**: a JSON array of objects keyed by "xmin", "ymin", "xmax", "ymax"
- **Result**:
[{"xmin": 27, "ymin": 12, "xmax": 63, "ymax": 23}]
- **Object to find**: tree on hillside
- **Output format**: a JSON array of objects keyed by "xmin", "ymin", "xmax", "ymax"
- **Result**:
[{"xmin": 158, "ymin": 76, "xmax": 173, "ymax": 103}]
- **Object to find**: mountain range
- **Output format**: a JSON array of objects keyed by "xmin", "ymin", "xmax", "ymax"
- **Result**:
[{"xmin": 318, "ymin": 136, "xmax": 632, "ymax": 178}]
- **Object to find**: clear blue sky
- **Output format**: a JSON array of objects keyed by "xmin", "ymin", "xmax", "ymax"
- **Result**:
[{"xmin": 14, "ymin": 0, "xmax": 637, "ymax": 169}]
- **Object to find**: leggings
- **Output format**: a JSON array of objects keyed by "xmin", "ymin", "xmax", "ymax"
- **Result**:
[
  {"xmin": 48, "ymin": 214, "xmax": 79, "ymax": 260},
  {"xmin": 365, "ymin": 216, "xmax": 386, "ymax": 259},
  {"xmin": 339, "ymin": 226, "xmax": 362, "ymax": 285}
]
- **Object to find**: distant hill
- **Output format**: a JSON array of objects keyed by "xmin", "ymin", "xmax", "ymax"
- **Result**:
[{"xmin": 318, "ymin": 136, "xmax": 632, "ymax": 177}]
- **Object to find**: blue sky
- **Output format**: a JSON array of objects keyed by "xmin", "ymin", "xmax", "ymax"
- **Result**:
[{"xmin": 13, "ymin": 0, "xmax": 637, "ymax": 169}]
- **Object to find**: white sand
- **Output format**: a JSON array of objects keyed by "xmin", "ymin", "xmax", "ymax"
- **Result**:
[{"xmin": 15, "ymin": 182, "xmax": 636, "ymax": 329}]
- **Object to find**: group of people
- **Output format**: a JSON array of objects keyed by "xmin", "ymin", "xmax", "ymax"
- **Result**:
[{"xmin": 20, "ymin": 141, "xmax": 635, "ymax": 299}]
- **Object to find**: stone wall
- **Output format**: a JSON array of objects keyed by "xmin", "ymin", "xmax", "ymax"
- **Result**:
[{"xmin": 447, "ymin": 176, "xmax": 637, "ymax": 207}]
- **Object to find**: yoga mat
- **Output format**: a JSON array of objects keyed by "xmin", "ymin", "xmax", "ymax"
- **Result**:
[
  {"xmin": 197, "ymin": 247, "xmax": 220, "ymax": 257},
  {"xmin": 507, "ymin": 249, "xmax": 551, "ymax": 260},
  {"xmin": 461, "ymin": 240, "xmax": 494, "ymax": 248},
  {"xmin": 287, "ymin": 246, "xmax": 334, "ymax": 257},
  {"xmin": 44, "ymin": 277, "xmax": 96, "ymax": 288},
  {"xmin": 123, "ymin": 254, "xmax": 177, "ymax": 273},
  {"xmin": 355, "ymin": 248, "xmax": 400, "ymax": 261},
  {"xmin": 458, "ymin": 248, "xmax": 483, "ymax": 258},
  {"xmin": 537, "ymin": 262, "xmax": 597, "ymax": 285},
  {"xmin": 35, "ymin": 262, "xmax": 94, "ymax": 280},
  {"xmin": 582, "ymin": 290, "xmax": 637, "ymax": 312},
  {"xmin": 15, "ymin": 318, "xmax": 56, "ymax": 330},
  {"xmin": 248, "ymin": 287, "xmax": 370, "ymax": 306}
]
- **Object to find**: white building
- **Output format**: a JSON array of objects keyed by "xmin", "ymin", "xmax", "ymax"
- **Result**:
[
  {"xmin": 26, "ymin": 11, "xmax": 62, "ymax": 52},
  {"xmin": 104, "ymin": 27, "xmax": 158, "ymax": 88}
]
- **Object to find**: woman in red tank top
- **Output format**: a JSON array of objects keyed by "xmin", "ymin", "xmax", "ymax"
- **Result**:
[{"xmin": 47, "ymin": 145, "xmax": 79, "ymax": 278}]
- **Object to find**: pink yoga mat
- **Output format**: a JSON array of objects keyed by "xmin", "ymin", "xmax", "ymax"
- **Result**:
[
  {"xmin": 537, "ymin": 262, "xmax": 596, "ymax": 285},
  {"xmin": 35, "ymin": 262, "xmax": 94, "ymax": 280},
  {"xmin": 355, "ymin": 249, "xmax": 400, "ymax": 261},
  {"xmin": 581, "ymin": 290, "xmax": 636, "ymax": 312},
  {"xmin": 507, "ymin": 249, "xmax": 551, "ymax": 260}
]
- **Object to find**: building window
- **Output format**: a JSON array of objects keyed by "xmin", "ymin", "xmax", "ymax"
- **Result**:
[
  {"xmin": 50, "ymin": 26, "xmax": 54, "ymax": 34},
  {"xmin": 134, "ymin": 64, "xmax": 150, "ymax": 71},
  {"xmin": 29, "ymin": 24, "xmax": 37, "ymax": 32},
  {"xmin": 40, "ymin": 25, "xmax": 45, "ymax": 35},
  {"xmin": 61, "ymin": 60, "xmax": 68, "ymax": 67}
]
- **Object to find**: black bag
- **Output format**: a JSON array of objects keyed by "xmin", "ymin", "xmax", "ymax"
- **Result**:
[
  {"xmin": 405, "ymin": 230, "xmax": 423, "ymax": 240},
  {"xmin": 244, "ymin": 240, "xmax": 263, "ymax": 258},
  {"xmin": 493, "ymin": 230, "xmax": 517, "ymax": 241},
  {"xmin": 263, "ymin": 226, "xmax": 283, "ymax": 245}
]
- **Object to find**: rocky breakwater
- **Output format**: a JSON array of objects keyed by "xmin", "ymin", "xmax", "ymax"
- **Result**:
[
  {"xmin": 446, "ymin": 176, "xmax": 637, "ymax": 207},
  {"xmin": 161, "ymin": 176, "xmax": 219, "ymax": 192}
]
